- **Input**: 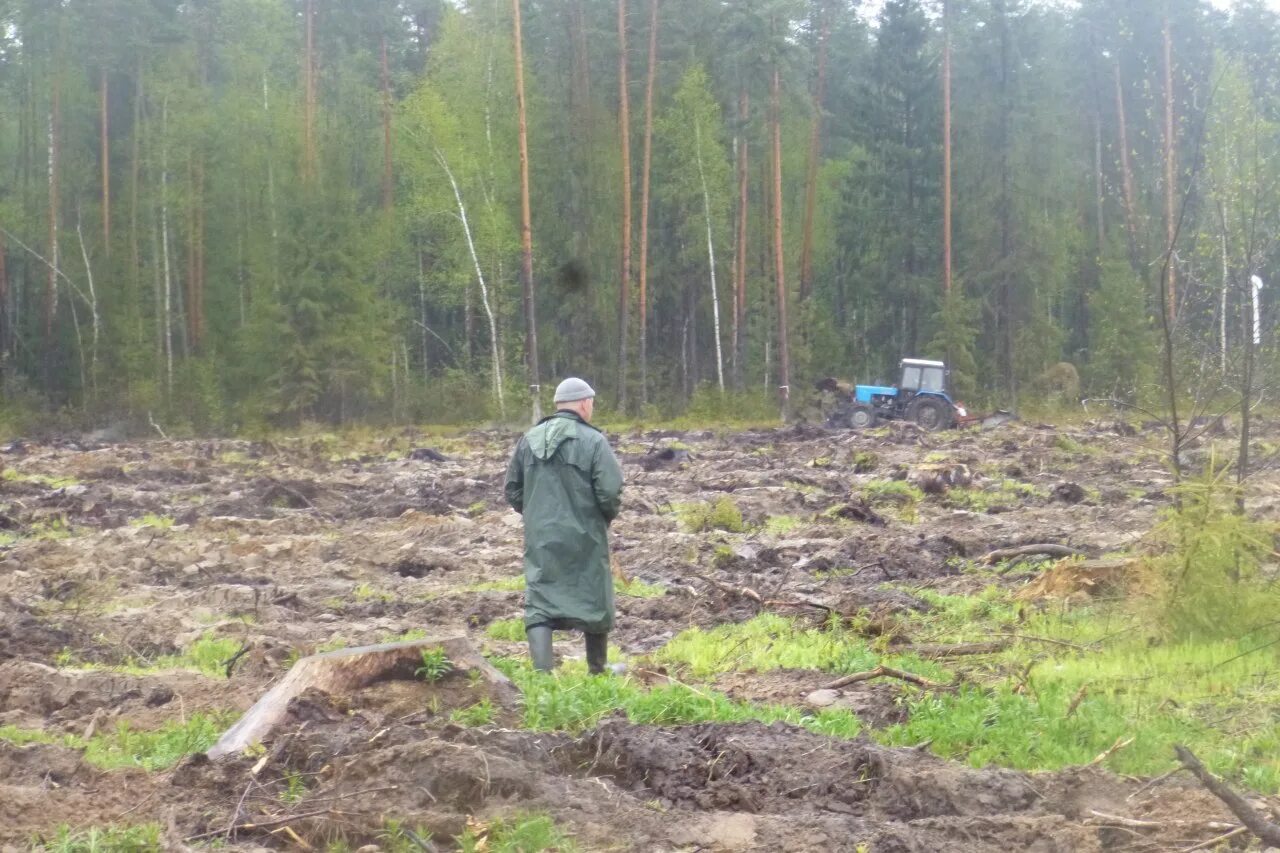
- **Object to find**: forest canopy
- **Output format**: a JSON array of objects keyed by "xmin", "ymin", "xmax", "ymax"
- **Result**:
[{"xmin": 0, "ymin": 0, "xmax": 1276, "ymax": 431}]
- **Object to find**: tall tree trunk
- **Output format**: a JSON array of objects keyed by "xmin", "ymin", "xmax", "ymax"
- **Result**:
[
  {"xmin": 160, "ymin": 96, "xmax": 174, "ymax": 394},
  {"xmin": 264, "ymin": 74, "xmax": 280, "ymax": 291},
  {"xmin": 512, "ymin": 0, "xmax": 540, "ymax": 409},
  {"xmin": 735, "ymin": 89, "xmax": 749, "ymax": 391},
  {"xmin": 437, "ymin": 148, "xmax": 504, "ymax": 416},
  {"xmin": 187, "ymin": 157, "xmax": 198, "ymax": 351},
  {"xmin": 303, "ymin": 0, "xmax": 316, "ymax": 184},
  {"xmin": 942, "ymin": 0, "xmax": 953, "ymax": 296},
  {"xmin": 0, "ymin": 229, "xmax": 8, "ymax": 369},
  {"xmin": 131, "ymin": 62, "xmax": 142, "ymax": 311},
  {"xmin": 799, "ymin": 2, "xmax": 831, "ymax": 302},
  {"xmin": 1218, "ymin": 200, "xmax": 1228, "ymax": 374},
  {"xmin": 770, "ymin": 65, "xmax": 790, "ymax": 418},
  {"xmin": 1093, "ymin": 104, "xmax": 1105, "ymax": 253},
  {"xmin": 100, "ymin": 67, "xmax": 110, "ymax": 257},
  {"xmin": 998, "ymin": 0, "xmax": 1013, "ymax": 400},
  {"xmin": 695, "ymin": 120, "xmax": 725, "ymax": 392},
  {"xmin": 76, "ymin": 208, "xmax": 99, "ymax": 391},
  {"xmin": 1161, "ymin": 14, "xmax": 1177, "ymax": 327},
  {"xmin": 381, "ymin": 36, "xmax": 393, "ymax": 213},
  {"xmin": 637, "ymin": 0, "xmax": 658, "ymax": 407},
  {"xmin": 616, "ymin": 0, "xmax": 632, "ymax": 410}
]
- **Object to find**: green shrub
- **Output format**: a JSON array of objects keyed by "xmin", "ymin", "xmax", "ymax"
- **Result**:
[
  {"xmin": 32, "ymin": 823, "xmax": 163, "ymax": 853},
  {"xmin": 457, "ymin": 812, "xmax": 577, "ymax": 853},
  {"xmin": 486, "ymin": 618, "xmax": 527, "ymax": 642},
  {"xmin": 673, "ymin": 497, "xmax": 744, "ymax": 533},
  {"xmin": 416, "ymin": 647, "xmax": 453, "ymax": 683}
]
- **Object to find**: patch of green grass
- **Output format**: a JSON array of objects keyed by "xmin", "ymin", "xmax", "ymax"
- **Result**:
[
  {"xmin": 762, "ymin": 515, "xmax": 803, "ymax": 536},
  {"xmin": 851, "ymin": 451, "xmax": 879, "ymax": 473},
  {"xmin": 451, "ymin": 699, "xmax": 496, "ymax": 726},
  {"xmin": 61, "ymin": 633, "xmax": 243, "ymax": 678},
  {"xmin": 672, "ymin": 496, "xmax": 744, "ymax": 533},
  {"xmin": 128, "ymin": 513, "xmax": 174, "ymax": 530},
  {"xmin": 471, "ymin": 576, "xmax": 527, "ymax": 593},
  {"xmin": 617, "ymin": 577, "xmax": 666, "ymax": 598},
  {"xmin": 280, "ymin": 771, "xmax": 309, "ymax": 804},
  {"xmin": 486, "ymin": 618, "xmax": 527, "ymax": 642},
  {"xmin": 32, "ymin": 823, "xmax": 163, "ymax": 852},
  {"xmin": 457, "ymin": 812, "xmax": 577, "ymax": 853},
  {"xmin": 3, "ymin": 469, "xmax": 81, "ymax": 489},
  {"xmin": 3, "ymin": 712, "xmax": 231, "ymax": 772},
  {"xmin": 907, "ymin": 586, "xmax": 1021, "ymax": 641},
  {"xmin": 493, "ymin": 658, "xmax": 861, "ymax": 739},
  {"xmin": 863, "ymin": 480, "xmax": 924, "ymax": 522},
  {"xmin": 352, "ymin": 582, "xmax": 394, "ymax": 603},
  {"xmin": 657, "ymin": 613, "xmax": 946, "ymax": 682}
]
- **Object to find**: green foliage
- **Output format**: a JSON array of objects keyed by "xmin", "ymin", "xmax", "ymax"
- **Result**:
[
  {"xmin": 657, "ymin": 613, "xmax": 945, "ymax": 683},
  {"xmin": 416, "ymin": 647, "xmax": 454, "ymax": 683},
  {"xmin": 1144, "ymin": 462, "xmax": 1278, "ymax": 641},
  {"xmin": 4, "ymin": 713, "xmax": 231, "ymax": 772},
  {"xmin": 864, "ymin": 480, "xmax": 924, "ymax": 520},
  {"xmin": 851, "ymin": 451, "xmax": 879, "ymax": 473},
  {"xmin": 32, "ymin": 824, "xmax": 164, "ymax": 853},
  {"xmin": 471, "ymin": 576, "xmax": 527, "ymax": 593},
  {"xmin": 486, "ymin": 618, "xmax": 527, "ymax": 642},
  {"xmin": 450, "ymin": 699, "xmax": 495, "ymax": 727},
  {"xmin": 943, "ymin": 481, "xmax": 1041, "ymax": 512},
  {"xmin": 280, "ymin": 772, "xmax": 309, "ymax": 804},
  {"xmin": 62, "ymin": 633, "xmax": 243, "ymax": 678},
  {"xmin": 927, "ymin": 290, "xmax": 980, "ymax": 402},
  {"xmin": 378, "ymin": 820, "xmax": 434, "ymax": 853},
  {"xmin": 616, "ymin": 577, "xmax": 666, "ymax": 599},
  {"xmin": 673, "ymin": 497, "xmax": 744, "ymax": 533},
  {"xmin": 1085, "ymin": 258, "xmax": 1157, "ymax": 400},
  {"xmin": 762, "ymin": 515, "xmax": 803, "ymax": 536},
  {"xmin": 128, "ymin": 513, "xmax": 175, "ymax": 530},
  {"xmin": 492, "ymin": 658, "xmax": 861, "ymax": 739},
  {"xmin": 457, "ymin": 813, "xmax": 577, "ymax": 853}
]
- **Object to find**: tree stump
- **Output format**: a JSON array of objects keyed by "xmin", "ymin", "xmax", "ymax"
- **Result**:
[{"xmin": 206, "ymin": 637, "xmax": 516, "ymax": 760}]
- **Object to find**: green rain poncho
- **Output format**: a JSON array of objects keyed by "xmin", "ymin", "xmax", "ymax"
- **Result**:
[{"xmin": 504, "ymin": 410, "xmax": 624, "ymax": 633}]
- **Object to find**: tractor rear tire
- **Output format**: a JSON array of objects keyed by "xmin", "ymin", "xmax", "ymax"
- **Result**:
[
  {"xmin": 849, "ymin": 404, "xmax": 878, "ymax": 430},
  {"xmin": 826, "ymin": 405, "xmax": 854, "ymax": 429},
  {"xmin": 909, "ymin": 397, "xmax": 952, "ymax": 431}
]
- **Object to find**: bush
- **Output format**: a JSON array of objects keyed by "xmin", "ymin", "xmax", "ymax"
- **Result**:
[
  {"xmin": 1142, "ymin": 462, "xmax": 1278, "ymax": 641},
  {"xmin": 674, "ymin": 497, "xmax": 744, "ymax": 533}
]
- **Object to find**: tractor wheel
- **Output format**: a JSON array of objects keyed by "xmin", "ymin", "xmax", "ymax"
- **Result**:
[
  {"xmin": 909, "ymin": 397, "xmax": 952, "ymax": 431},
  {"xmin": 849, "ymin": 404, "xmax": 878, "ymax": 430}
]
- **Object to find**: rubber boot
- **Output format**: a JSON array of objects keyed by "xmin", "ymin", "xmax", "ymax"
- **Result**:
[
  {"xmin": 527, "ymin": 625, "xmax": 554, "ymax": 672},
  {"xmin": 585, "ymin": 632, "xmax": 609, "ymax": 675}
]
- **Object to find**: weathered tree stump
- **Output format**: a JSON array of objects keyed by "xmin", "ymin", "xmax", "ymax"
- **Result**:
[{"xmin": 206, "ymin": 637, "xmax": 515, "ymax": 760}]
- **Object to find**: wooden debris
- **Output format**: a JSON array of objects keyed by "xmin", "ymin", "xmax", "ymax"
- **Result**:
[
  {"xmin": 206, "ymin": 637, "xmax": 515, "ymax": 760},
  {"xmin": 821, "ymin": 664, "xmax": 948, "ymax": 691},
  {"xmin": 979, "ymin": 543, "xmax": 1085, "ymax": 566},
  {"xmin": 1015, "ymin": 558, "xmax": 1132, "ymax": 601},
  {"xmin": 1088, "ymin": 735, "xmax": 1134, "ymax": 766},
  {"xmin": 907, "ymin": 463, "xmax": 971, "ymax": 495},
  {"xmin": 1175, "ymin": 744, "xmax": 1280, "ymax": 847}
]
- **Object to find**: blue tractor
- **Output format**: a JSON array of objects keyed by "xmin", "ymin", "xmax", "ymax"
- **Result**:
[{"xmin": 825, "ymin": 358, "xmax": 967, "ymax": 431}]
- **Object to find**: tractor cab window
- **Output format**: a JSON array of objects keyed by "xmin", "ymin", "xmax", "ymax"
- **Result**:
[
  {"xmin": 900, "ymin": 365, "xmax": 922, "ymax": 391},
  {"xmin": 920, "ymin": 366, "xmax": 945, "ymax": 392}
]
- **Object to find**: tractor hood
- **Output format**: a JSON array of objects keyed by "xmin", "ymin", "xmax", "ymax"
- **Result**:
[{"xmin": 855, "ymin": 384, "xmax": 898, "ymax": 404}]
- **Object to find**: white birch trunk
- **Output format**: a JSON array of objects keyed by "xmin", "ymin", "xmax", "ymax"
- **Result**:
[
  {"xmin": 437, "ymin": 147, "xmax": 505, "ymax": 416},
  {"xmin": 1220, "ymin": 225, "xmax": 1228, "ymax": 373},
  {"xmin": 75, "ymin": 209, "xmax": 99, "ymax": 391},
  {"xmin": 694, "ymin": 121, "xmax": 725, "ymax": 393},
  {"xmin": 263, "ymin": 75, "xmax": 279, "ymax": 292}
]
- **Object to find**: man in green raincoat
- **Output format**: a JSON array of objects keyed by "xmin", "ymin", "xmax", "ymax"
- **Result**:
[{"xmin": 504, "ymin": 378, "xmax": 624, "ymax": 674}]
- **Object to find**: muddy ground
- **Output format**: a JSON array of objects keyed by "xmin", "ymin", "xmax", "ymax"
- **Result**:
[{"xmin": 1, "ymin": 417, "xmax": 1277, "ymax": 851}]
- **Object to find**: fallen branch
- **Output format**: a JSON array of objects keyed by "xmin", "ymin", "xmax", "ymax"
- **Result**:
[
  {"xmin": 187, "ymin": 810, "xmax": 333, "ymax": 842},
  {"xmin": 1086, "ymin": 810, "xmax": 1238, "ymax": 832},
  {"xmin": 1175, "ymin": 744, "xmax": 1280, "ymax": 846},
  {"xmin": 903, "ymin": 641, "xmax": 1010, "ymax": 658},
  {"xmin": 979, "ymin": 543, "xmax": 1085, "ymax": 566},
  {"xmin": 821, "ymin": 664, "xmax": 948, "ymax": 691},
  {"xmin": 1181, "ymin": 825, "xmax": 1248, "ymax": 852},
  {"xmin": 1089, "ymin": 736, "xmax": 1134, "ymax": 766}
]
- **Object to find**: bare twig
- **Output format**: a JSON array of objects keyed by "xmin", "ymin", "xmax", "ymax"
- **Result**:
[
  {"xmin": 821, "ymin": 664, "xmax": 947, "ymax": 691},
  {"xmin": 1175, "ymin": 744, "xmax": 1280, "ymax": 846},
  {"xmin": 1089, "ymin": 736, "xmax": 1135, "ymax": 766}
]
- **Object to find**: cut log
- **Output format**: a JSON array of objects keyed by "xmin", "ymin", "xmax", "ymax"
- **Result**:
[
  {"xmin": 206, "ymin": 637, "xmax": 516, "ymax": 760},
  {"xmin": 904, "ymin": 641, "xmax": 1010, "ymax": 658},
  {"xmin": 979, "ymin": 543, "xmax": 1085, "ymax": 565}
]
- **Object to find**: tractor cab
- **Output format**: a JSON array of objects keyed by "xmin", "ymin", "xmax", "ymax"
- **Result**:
[{"xmin": 899, "ymin": 359, "xmax": 948, "ymax": 395}]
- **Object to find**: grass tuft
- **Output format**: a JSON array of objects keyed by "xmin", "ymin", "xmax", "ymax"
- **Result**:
[
  {"xmin": 458, "ymin": 812, "xmax": 577, "ymax": 853},
  {"xmin": 32, "ymin": 823, "xmax": 163, "ymax": 852},
  {"xmin": 672, "ymin": 497, "xmax": 745, "ymax": 533}
]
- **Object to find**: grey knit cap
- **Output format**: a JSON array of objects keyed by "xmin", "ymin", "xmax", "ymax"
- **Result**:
[{"xmin": 553, "ymin": 377, "xmax": 596, "ymax": 403}]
